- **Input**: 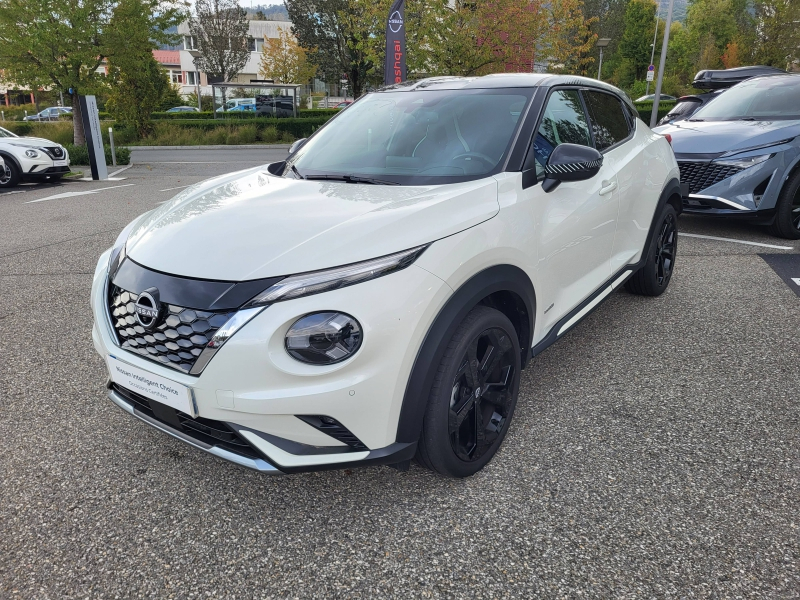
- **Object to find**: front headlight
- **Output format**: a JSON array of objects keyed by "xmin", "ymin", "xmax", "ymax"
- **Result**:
[
  {"xmin": 25, "ymin": 149, "xmax": 39, "ymax": 158},
  {"xmin": 715, "ymin": 153, "xmax": 773, "ymax": 169},
  {"xmin": 244, "ymin": 245, "xmax": 428, "ymax": 307},
  {"xmin": 286, "ymin": 312, "xmax": 363, "ymax": 364}
]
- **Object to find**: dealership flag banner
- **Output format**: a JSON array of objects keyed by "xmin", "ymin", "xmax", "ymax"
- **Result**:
[{"xmin": 384, "ymin": 0, "xmax": 406, "ymax": 86}]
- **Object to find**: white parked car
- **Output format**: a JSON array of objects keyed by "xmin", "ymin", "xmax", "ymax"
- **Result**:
[
  {"xmin": 0, "ymin": 126, "xmax": 70, "ymax": 188},
  {"xmin": 91, "ymin": 74, "xmax": 680, "ymax": 477}
]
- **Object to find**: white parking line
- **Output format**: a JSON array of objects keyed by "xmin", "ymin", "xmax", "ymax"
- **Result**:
[
  {"xmin": 108, "ymin": 164, "xmax": 134, "ymax": 177},
  {"xmin": 679, "ymin": 232, "xmax": 794, "ymax": 250},
  {"xmin": 26, "ymin": 183, "xmax": 135, "ymax": 203},
  {"xmin": 158, "ymin": 184, "xmax": 192, "ymax": 192}
]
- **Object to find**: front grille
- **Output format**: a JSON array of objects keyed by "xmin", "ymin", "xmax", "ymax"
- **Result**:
[
  {"xmin": 679, "ymin": 161, "xmax": 743, "ymax": 195},
  {"xmin": 112, "ymin": 384, "xmax": 263, "ymax": 461},
  {"xmin": 44, "ymin": 146, "xmax": 64, "ymax": 158},
  {"xmin": 109, "ymin": 286, "xmax": 235, "ymax": 374}
]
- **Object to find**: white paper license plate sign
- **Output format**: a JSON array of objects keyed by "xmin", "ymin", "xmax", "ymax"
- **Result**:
[
  {"xmin": 53, "ymin": 159, "xmax": 68, "ymax": 166},
  {"xmin": 107, "ymin": 355, "xmax": 194, "ymax": 415}
]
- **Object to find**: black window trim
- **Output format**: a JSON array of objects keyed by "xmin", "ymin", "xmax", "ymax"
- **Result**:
[{"xmin": 580, "ymin": 88, "xmax": 635, "ymax": 154}]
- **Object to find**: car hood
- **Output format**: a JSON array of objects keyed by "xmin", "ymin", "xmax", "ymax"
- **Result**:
[
  {"xmin": 2, "ymin": 137, "xmax": 62, "ymax": 148},
  {"xmin": 654, "ymin": 119, "xmax": 800, "ymax": 155},
  {"xmin": 126, "ymin": 166, "xmax": 499, "ymax": 281}
]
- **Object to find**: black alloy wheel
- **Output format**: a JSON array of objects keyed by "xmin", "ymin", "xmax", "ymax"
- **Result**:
[
  {"xmin": 448, "ymin": 327, "xmax": 516, "ymax": 462},
  {"xmin": 625, "ymin": 203, "xmax": 678, "ymax": 296},
  {"xmin": 417, "ymin": 305, "xmax": 522, "ymax": 477},
  {"xmin": 654, "ymin": 211, "xmax": 677, "ymax": 286}
]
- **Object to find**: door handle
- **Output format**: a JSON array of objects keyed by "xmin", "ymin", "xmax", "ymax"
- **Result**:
[{"xmin": 599, "ymin": 180, "xmax": 617, "ymax": 195}]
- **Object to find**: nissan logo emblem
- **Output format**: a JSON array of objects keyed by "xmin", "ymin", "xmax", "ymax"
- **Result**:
[
  {"xmin": 388, "ymin": 11, "xmax": 403, "ymax": 33},
  {"xmin": 134, "ymin": 288, "xmax": 161, "ymax": 330}
]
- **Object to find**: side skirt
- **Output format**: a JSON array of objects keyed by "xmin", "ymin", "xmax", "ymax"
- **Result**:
[{"xmin": 530, "ymin": 266, "xmax": 635, "ymax": 358}]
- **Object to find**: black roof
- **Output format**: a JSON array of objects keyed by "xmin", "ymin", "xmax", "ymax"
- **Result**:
[{"xmin": 380, "ymin": 73, "xmax": 634, "ymax": 106}]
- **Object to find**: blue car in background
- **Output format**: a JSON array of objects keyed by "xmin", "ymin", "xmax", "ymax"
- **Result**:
[{"xmin": 655, "ymin": 74, "xmax": 800, "ymax": 239}]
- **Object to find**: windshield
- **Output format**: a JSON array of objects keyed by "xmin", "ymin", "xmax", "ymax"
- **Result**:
[
  {"xmin": 286, "ymin": 88, "xmax": 532, "ymax": 185},
  {"xmin": 0, "ymin": 126, "xmax": 18, "ymax": 138},
  {"xmin": 691, "ymin": 76, "xmax": 800, "ymax": 121}
]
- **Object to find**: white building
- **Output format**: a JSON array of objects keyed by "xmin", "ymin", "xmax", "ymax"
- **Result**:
[{"xmin": 174, "ymin": 20, "xmax": 293, "ymax": 96}]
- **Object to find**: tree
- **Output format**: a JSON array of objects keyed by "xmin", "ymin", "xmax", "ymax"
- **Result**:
[
  {"xmin": 618, "ymin": 0, "xmax": 658, "ymax": 81},
  {"xmin": 190, "ymin": 0, "xmax": 251, "ymax": 87},
  {"xmin": 286, "ymin": 0, "xmax": 377, "ymax": 98},
  {"xmin": 0, "ymin": 0, "xmax": 181, "ymax": 145},
  {"xmin": 105, "ymin": 0, "xmax": 180, "ymax": 137},
  {"xmin": 259, "ymin": 29, "xmax": 318, "ymax": 84},
  {"xmin": 752, "ymin": 0, "xmax": 800, "ymax": 68}
]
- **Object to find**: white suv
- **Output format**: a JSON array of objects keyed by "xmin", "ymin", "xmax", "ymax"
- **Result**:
[
  {"xmin": 0, "ymin": 126, "xmax": 70, "ymax": 188},
  {"xmin": 91, "ymin": 74, "xmax": 680, "ymax": 477}
]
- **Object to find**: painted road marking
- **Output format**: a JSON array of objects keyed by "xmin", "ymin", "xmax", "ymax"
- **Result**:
[
  {"xmin": 26, "ymin": 183, "xmax": 135, "ymax": 203},
  {"xmin": 158, "ymin": 184, "xmax": 192, "ymax": 192},
  {"xmin": 679, "ymin": 232, "xmax": 794, "ymax": 250},
  {"xmin": 108, "ymin": 164, "xmax": 134, "ymax": 178},
  {"xmin": 759, "ymin": 254, "xmax": 800, "ymax": 297}
]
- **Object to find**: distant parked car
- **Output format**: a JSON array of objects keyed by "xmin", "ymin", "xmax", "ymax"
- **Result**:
[
  {"xmin": 657, "ymin": 65, "xmax": 787, "ymax": 126},
  {"xmin": 635, "ymin": 94, "xmax": 676, "ymax": 102},
  {"xmin": 334, "ymin": 101, "xmax": 353, "ymax": 109},
  {"xmin": 255, "ymin": 96, "xmax": 295, "ymax": 118},
  {"xmin": 216, "ymin": 98, "xmax": 256, "ymax": 113},
  {"xmin": 0, "ymin": 126, "xmax": 70, "ymax": 188},
  {"xmin": 655, "ymin": 74, "xmax": 800, "ymax": 239},
  {"xmin": 227, "ymin": 104, "xmax": 255, "ymax": 112},
  {"xmin": 165, "ymin": 106, "xmax": 200, "ymax": 113},
  {"xmin": 23, "ymin": 106, "xmax": 73, "ymax": 121}
]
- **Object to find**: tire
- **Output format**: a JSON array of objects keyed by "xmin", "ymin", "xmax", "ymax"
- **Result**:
[
  {"xmin": 416, "ymin": 305, "xmax": 522, "ymax": 478},
  {"xmin": 768, "ymin": 168, "xmax": 800, "ymax": 240},
  {"xmin": 0, "ymin": 159, "xmax": 20, "ymax": 189},
  {"xmin": 625, "ymin": 203, "xmax": 678, "ymax": 297}
]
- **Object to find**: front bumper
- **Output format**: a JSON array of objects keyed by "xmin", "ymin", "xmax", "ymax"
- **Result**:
[{"xmin": 91, "ymin": 250, "xmax": 451, "ymax": 473}]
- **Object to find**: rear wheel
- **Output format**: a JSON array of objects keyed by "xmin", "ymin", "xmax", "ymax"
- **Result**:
[
  {"xmin": 0, "ymin": 160, "xmax": 20, "ymax": 189},
  {"xmin": 626, "ymin": 203, "xmax": 678, "ymax": 296},
  {"xmin": 768, "ymin": 168, "xmax": 800, "ymax": 240},
  {"xmin": 416, "ymin": 306, "xmax": 521, "ymax": 478}
]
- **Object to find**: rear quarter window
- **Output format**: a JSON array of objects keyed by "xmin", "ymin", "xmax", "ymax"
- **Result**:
[{"xmin": 583, "ymin": 91, "xmax": 631, "ymax": 151}]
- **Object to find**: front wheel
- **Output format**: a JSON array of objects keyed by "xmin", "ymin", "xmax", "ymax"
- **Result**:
[
  {"xmin": 0, "ymin": 160, "xmax": 20, "ymax": 189},
  {"xmin": 768, "ymin": 168, "xmax": 800, "ymax": 240},
  {"xmin": 416, "ymin": 306, "xmax": 522, "ymax": 478},
  {"xmin": 625, "ymin": 203, "xmax": 678, "ymax": 296}
]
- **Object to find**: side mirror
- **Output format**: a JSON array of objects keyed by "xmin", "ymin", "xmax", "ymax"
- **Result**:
[
  {"xmin": 289, "ymin": 138, "xmax": 307, "ymax": 155},
  {"xmin": 542, "ymin": 143, "xmax": 603, "ymax": 193}
]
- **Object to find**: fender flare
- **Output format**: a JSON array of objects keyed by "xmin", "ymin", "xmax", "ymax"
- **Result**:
[
  {"xmin": 395, "ymin": 264, "xmax": 536, "ymax": 443},
  {"xmin": 0, "ymin": 150, "xmax": 22, "ymax": 172},
  {"xmin": 643, "ymin": 177, "xmax": 682, "ymax": 254}
]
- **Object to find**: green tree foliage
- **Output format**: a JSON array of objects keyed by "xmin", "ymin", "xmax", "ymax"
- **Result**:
[
  {"xmin": 105, "ymin": 0, "xmax": 181, "ymax": 137},
  {"xmin": 0, "ymin": 0, "xmax": 182, "ymax": 144},
  {"xmin": 684, "ymin": 0, "xmax": 753, "ymax": 70},
  {"xmin": 752, "ymin": 0, "xmax": 800, "ymax": 68},
  {"xmin": 618, "ymin": 0, "xmax": 658, "ymax": 81}
]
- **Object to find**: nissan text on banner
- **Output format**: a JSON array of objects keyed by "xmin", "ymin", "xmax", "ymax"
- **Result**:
[{"xmin": 385, "ymin": 0, "xmax": 406, "ymax": 86}]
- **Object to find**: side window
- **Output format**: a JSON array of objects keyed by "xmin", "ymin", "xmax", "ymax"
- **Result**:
[
  {"xmin": 583, "ymin": 91, "xmax": 631, "ymax": 151},
  {"xmin": 531, "ymin": 90, "xmax": 592, "ymax": 178}
]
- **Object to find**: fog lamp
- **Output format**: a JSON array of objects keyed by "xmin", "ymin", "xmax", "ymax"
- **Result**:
[{"xmin": 285, "ymin": 312, "xmax": 362, "ymax": 365}]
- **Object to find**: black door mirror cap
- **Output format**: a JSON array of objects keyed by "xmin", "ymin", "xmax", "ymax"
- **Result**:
[{"xmin": 544, "ymin": 143, "xmax": 603, "ymax": 186}]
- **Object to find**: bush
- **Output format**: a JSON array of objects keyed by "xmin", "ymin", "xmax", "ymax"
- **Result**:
[
  {"xmin": 64, "ymin": 143, "xmax": 130, "ymax": 166},
  {"xmin": 149, "ymin": 108, "xmax": 337, "ymax": 120},
  {"xmin": 636, "ymin": 106, "xmax": 673, "ymax": 123},
  {"xmin": 2, "ymin": 121, "xmax": 74, "ymax": 145}
]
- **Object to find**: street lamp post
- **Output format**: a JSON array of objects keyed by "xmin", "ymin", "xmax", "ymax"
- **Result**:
[
  {"xmin": 188, "ymin": 49, "xmax": 202, "ymax": 112},
  {"xmin": 650, "ymin": 0, "xmax": 675, "ymax": 127},
  {"xmin": 646, "ymin": 15, "xmax": 660, "ymax": 96},
  {"xmin": 596, "ymin": 38, "xmax": 611, "ymax": 81}
]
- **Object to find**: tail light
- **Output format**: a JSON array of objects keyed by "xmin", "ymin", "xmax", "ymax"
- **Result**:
[{"xmin": 663, "ymin": 134, "xmax": 673, "ymax": 146}]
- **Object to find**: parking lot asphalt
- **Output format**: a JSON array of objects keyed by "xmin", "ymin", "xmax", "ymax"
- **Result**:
[{"xmin": 1, "ymin": 161, "xmax": 798, "ymax": 598}]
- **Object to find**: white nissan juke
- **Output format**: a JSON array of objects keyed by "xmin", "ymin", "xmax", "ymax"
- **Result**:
[{"xmin": 91, "ymin": 74, "xmax": 680, "ymax": 477}]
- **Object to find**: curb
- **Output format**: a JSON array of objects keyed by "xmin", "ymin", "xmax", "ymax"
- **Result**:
[{"xmin": 128, "ymin": 144, "xmax": 291, "ymax": 150}]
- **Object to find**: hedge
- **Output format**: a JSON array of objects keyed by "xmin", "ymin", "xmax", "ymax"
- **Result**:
[
  {"xmin": 150, "ymin": 116, "xmax": 333, "ymax": 139},
  {"xmin": 64, "ymin": 143, "xmax": 130, "ymax": 166},
  {"xmin": 636, "ymin": 106, "xmax": 673, "ymax": 123},
  {"xmin": 150, "ymin": 109, "xmax": 338, "ymax": 120}
]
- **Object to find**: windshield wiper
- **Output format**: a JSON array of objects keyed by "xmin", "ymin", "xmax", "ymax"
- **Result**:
[
  {"xmin": 738, "ymin": 117, "xmax": 757, "ymax": 121},
  {"xmin": 303, "ymin": 174, "xmax": 399, "ymax": 186},
  {"xmin": 688, "ymin": 118, "xmax": 705, "ymax": 122}
]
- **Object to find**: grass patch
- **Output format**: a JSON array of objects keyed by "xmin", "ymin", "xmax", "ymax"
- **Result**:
[
  {"xmin": 127, "ymin": 122, "xmax": 295, "ymax": 146},
  {"xmin": 63, "ymin": 170, "xmax": 84, "ymax": 178}
]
